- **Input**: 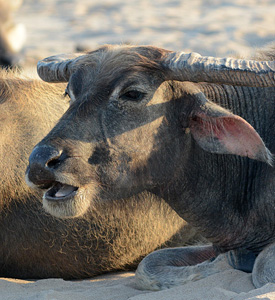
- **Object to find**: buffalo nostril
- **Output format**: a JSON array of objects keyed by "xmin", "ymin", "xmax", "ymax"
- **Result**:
[
  {"xmin": 45, "ymin": 149, "xmax": 70, "ymax": 170},
  {"xmin": 46, "ymin": 151, "xmax": 67, "ymax": 169},
  {"xmin": 46, "ymin": 153, "xmax": 63, "ymax": 169}
]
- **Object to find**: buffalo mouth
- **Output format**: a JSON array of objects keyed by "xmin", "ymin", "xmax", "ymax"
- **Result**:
[{"xmin": 44, "ymin": 182, "xmax": 79, "ymax": 202}]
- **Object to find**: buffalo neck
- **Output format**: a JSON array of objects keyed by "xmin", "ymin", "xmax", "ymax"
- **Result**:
[{"xmin": 154, "ymin": 83, "xmax": 275, "ymax": 253}]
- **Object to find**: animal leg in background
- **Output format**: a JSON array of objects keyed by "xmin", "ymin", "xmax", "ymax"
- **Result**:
[{"xmin": 226, "ymin": 249, "xmax": 257, "ymax": 273}]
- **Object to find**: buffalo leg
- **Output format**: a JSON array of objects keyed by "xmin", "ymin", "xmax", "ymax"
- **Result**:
[
  {"xmin": 252, "ymin": 242, "xmax": 275, "ymax": 288},
  {"xmin": 134, "ymin": 245, "xmax": 233, "ymax": 290}
]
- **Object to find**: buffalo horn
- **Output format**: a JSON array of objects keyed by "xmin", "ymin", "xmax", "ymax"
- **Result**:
[
  {"xmin": 165, "ymin": 52, "xmax": 275, "ymax": 87},
  {"xmin": 37, "ymin": 53, "xmax": 84, "ymax": 82}
]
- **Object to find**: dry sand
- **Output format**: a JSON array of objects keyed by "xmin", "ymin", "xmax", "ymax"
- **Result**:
[
  {"xmin": 2, "ymin": 270, "xmax": 275, "ymax": 300},
  {"xmin": 2, "ymin": 0, "xmax": 275, "ymax": 299},
  {"xmin": 17, "ymin": 0, "xmax": 275, "ymax": 64}
]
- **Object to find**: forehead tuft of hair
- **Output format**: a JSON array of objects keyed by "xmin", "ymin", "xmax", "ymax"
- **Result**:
[{"xmin": 72, "ymin": 44, "xmax": 171, "ymax": 75}]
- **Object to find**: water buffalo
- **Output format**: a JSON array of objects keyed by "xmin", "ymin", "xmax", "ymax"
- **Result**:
[
  {"xmin": 26, "ymin": 43, "xmax": 275, "ymax": 288},
  {"xmin": 0, "ymin": 69, "xmax": 200, "ymax": 279}
]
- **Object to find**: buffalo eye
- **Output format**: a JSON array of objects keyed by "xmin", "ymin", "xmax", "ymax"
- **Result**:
[{"xmin": 119, "ymin": 90, "xmax": 145, "ymax": 101}]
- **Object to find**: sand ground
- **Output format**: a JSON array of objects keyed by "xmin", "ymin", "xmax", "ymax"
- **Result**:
[{"xmin": 17, "ymin": 0, "xmax": 275, "ymax": 64}]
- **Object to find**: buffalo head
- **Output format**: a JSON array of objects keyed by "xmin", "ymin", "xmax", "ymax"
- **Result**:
[{"xmin": 26, "ymin": 45, "xmax": 274, "ymax": 218}]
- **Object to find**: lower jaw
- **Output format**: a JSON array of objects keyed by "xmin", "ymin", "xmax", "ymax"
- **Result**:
[{"xmin": 42, "ymin": 189, "xmax": 92, "ymax": 219}]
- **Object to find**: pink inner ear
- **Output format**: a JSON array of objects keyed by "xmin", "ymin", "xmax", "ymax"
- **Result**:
[{"xmin": 190, "ymin": 113, "xmax": 270, "ymax": 162}]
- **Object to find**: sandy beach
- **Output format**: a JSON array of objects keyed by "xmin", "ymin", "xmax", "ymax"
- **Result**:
[
  {"xmin": 2, "ymin": 269, "xmax": 275, "ymax": 300},
  {"xmin": 2, "ymin": 0, "xmax": 275, "ymax": 299},
  {"xmin": 17, "ymin": 0, "xmax": 275, "ymax": 64}
]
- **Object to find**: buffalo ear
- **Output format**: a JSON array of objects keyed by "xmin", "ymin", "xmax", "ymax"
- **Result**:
[{"xmin": 188, "ymin": 100, "xmax": 273, "ymax": 166}]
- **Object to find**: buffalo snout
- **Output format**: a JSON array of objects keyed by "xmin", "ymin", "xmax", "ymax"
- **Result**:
[{"xmin": 26, "ymin": 145, "xmax": 64, "ymax": 188}]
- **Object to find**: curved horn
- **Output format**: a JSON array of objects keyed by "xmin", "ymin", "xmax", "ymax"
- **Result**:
[
  {"xmin": 37, "ymin": 53, "xmax": 84, "ymax": 82},
  {"xmin": 164, "ymin": 52, "xmax": 275, "ymax": 87}
]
